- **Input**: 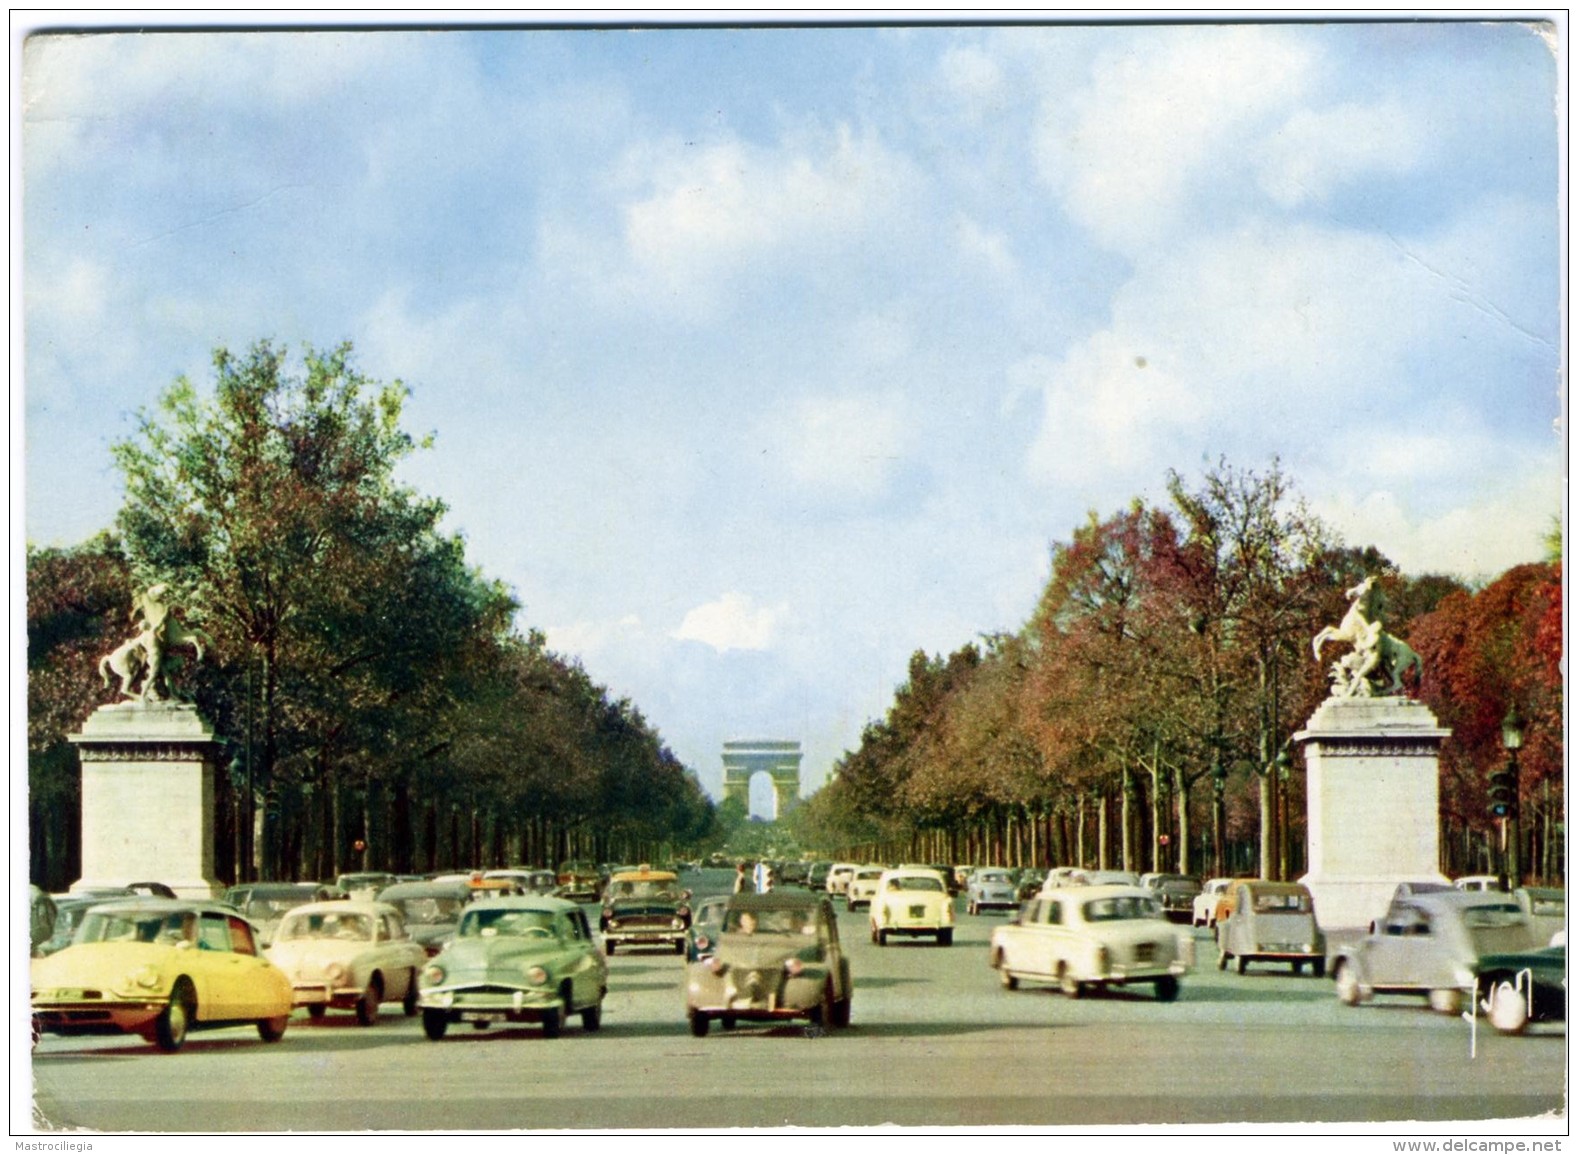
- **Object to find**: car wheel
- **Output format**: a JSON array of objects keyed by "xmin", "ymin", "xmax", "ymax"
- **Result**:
[
  {"xmin": 674, "ymin": 940, "xmax": 685, "ymax": 956},
  {"xmin": 257, "ymin": 1015, "xmax": 288, "ymax": 1043},
  {"xmin": 1291, "ymin": 961, "xmax": 1304, "ymax": 975},
  {"xmin": 1236, "ymin": 955, "xmax": 1248, "ymax": 975},
  {"xmin": 422, "ymin": 1009, "xmax": 449, "ymax": 1040},
  {"xmin": 688, "ymin": 1010, "xmax": 710, "ymax": 1038},
  {"xmin": 720, "ymin": 1015, "xmax": 736, "ymax": 1030},
  {"xmin": 1334, "ymin": 962, "xmax": 1364, "ymax": 1006},
  {"xmin": 30, "ymin": 1015, "xmax": 41, "ymax": 1049},
  {"xmin": 1058, "ymin": 970, "xmax": 1084, "ymax": 999},
  {"xmin": 1313, "ymin": 958, "xmax": 1327, "ymax": 979},
  {"xmin": 1486, "ymin": 980, "xmax": 1530, "ymax": 1035},
  {"xmin": 1428, "ymin": 988, "xmax": 1463, "ymax": 1015},
  {"xmin": 307, "ymin": 1004, "xmax": 327, "ymax": 1021},
  {"xmin": 808, "ymin": 981, "xmax": 834, "ymax": 1027},
  {"xmin": 1154, "ymin": 976, "xmax": 1180, "ymax": 1002},
  {"xmin": 1216, "ymin": 948, "xmax": 1229, "ymax": 971},
  {"xmin": 581, "ymin": 1000, "xmax": 603, "ymax": 1032},
  {"xmin": 937, "ymin": 929, "xmax": 953, "ymax": 947},
  {"xmin": 541, "ymin": 1005, "xmax": 563, "ymax": 1038},
  {"xmin": 877, "ymin": 928, "xmax": 888, "ymax": 947},
  {"xmin": 355, "ymin": 977, "xmax": 382, "ymax": 1026},
  {"xmin": 155, "ymin": 979, "xmax": 194, "ymax": 1053},
  {"xmin": 831, "ymin": 990, "xmax": 851, "ymax": 1028},
  {"xmin": 605, "ymin": 941, "xmax": 617, "ymax": 956},
  {"xmin": 403, "ymin": 971, "xmax": 419, "ymax": 1017}
]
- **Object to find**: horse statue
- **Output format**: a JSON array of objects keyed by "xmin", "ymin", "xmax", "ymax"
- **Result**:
[
  {"xmin": 98, "ymin": 584, "xmax": 213, "ymax": 703},
  {"xmin": 1313, "ymin": 574, "xmax": 1422, "ymax": 698}
]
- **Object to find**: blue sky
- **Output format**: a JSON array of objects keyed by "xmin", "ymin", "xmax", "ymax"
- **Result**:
[{"xmin": 19, "ymin": 19, "xmax": 1564, "ymax": 807}]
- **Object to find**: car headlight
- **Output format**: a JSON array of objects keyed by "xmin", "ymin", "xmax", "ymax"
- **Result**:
[
  {"xmin": 694, "ymin": 934, "xmax": 711, "ymax": 952},
  {"xmin": 326, "ymin": 963, "xmax": 348, "ymax": 984},
  {"xmin": 129, "ymin": 966, "xmax": 161, "ymax": 990},
  {"xmin": 784, "ymin": 958, "xmax": 804, "ymax": 976},
  {"xmin": 524, "ymin": 965, "xmax": 549, "ymax": 985},
  {"xmin": 422, "ymin": 964, "xmax": 446, "ymax": 986},
  {"xmin": 671, "ymin": 918, "xmax": 684, "ymax": 930}
]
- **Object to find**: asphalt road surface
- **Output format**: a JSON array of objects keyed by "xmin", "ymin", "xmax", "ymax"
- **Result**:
[{"xmin": 26, "ymin": 869, "xmax": 1566, "ymax": 1132}]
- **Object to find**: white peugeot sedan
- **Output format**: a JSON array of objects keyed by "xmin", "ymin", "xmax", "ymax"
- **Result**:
[{"xmin": 990, "ymin": 885, "xmax": 1194, "ymax": 1000}]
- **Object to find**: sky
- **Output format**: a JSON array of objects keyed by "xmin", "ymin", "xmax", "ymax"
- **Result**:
[{"xmin": 17, "ymin": 17, "xmax": 1566, "ymax": 810}]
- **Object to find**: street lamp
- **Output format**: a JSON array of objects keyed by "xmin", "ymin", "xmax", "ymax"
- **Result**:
[{"xmin": 1498, "ymin": 704, "xmax": 1524, "ymax": 886}]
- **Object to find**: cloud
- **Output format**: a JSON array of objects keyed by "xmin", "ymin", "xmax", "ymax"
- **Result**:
[
  {"xmin": 672, "ymin": 592, "xmax": 788, "ymax": 653},
  {"xmin": 1256, "ymin": 101, "xmax": 1427, "ymax": 208},
  {"xmin": 544, "ymin": 614, "xmax": 645, "ymax": 663},
  {"xmin": 775, "ymin": 391, "xmax": 913, "ymax": 503},
  {"xmin": 1032, "ymin": 25, "xmax": 1316, "ymax": 254}
]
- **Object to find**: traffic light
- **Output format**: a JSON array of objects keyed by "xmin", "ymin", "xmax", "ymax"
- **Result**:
[{"xmin": 1487, "ymin": 769, "xmax": 1517, "ymax": 819}]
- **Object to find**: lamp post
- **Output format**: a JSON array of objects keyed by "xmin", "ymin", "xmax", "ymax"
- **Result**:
[{"xmin": 1499, "ymin": 704, "xmax": 1524, "ymax": 887}]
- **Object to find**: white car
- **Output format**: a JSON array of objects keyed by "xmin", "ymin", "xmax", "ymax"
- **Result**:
[
  {"xmin": 870, "ymin": 869, "xmax": 955, "ymax": 946},
  {"xmin": 265, "ymin": 901, "xmax": 428, "ymax": 1024},
  {"xmin": 825, "ymin": 863, "xmax": 860, "ymax": 897},
  {"xmin": 990, "ymin": 885, "xmax": 1194, "ymax": 1000},
  {"xmin": 845, "ymin": 867, "xmax": 886, "ymax": 912},
  {"xmin": 1193, "ymin": 878, "xmax": 1236, "ymax": 927}
]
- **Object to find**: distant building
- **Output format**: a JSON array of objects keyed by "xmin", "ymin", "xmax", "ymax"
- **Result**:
[{"xmin": 722, "ymin": 740, "xmax": 802, "ymax": 820}]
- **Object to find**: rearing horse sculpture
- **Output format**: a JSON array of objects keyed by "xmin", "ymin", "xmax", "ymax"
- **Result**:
[
  {"xmin": 98, "ymin": 584, "xmax": 213, "ymax": 703},
  {"xmin": 1312, "ymin": 574, "xmax": 1422, "ymax": 698}
]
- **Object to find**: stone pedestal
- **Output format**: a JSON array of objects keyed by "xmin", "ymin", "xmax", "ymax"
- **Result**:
[
  {"xmin": 1294, "ymin": 696, "xmax": 1451, "ymax": 932},
  {"xmin": 67, "ymin": 702, "xmax": 222, "ymax": 899}
]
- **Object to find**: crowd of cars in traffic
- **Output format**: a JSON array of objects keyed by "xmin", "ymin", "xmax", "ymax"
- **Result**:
[{"xmin": 29, "ymin": 860, "xmax": 1566, "ymax": 1053}]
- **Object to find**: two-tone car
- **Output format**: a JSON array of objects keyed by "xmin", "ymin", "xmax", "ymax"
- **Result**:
[
  {"xmin": 375, "ymin": 879, "xmax": 471, "ymax": 956},
  {"xmin": 965, "ymin": 868, "xmax": 1019, "ymax": 915},
  {"xmin": 599, "ymin": 867, "xmax": 692, "ymax": 955},
  {"xmin": 869, "ymin": 868, "xmax": 954, "ymax": 946},
  {"xmin": 418, "ymin": 896, "xmax": 607, "ymax": 1039},
  {"xmin": 265, "ymin": 900, "xmax": 428, "ymax": 1024},
  {"xmin": 684, "ymin": 891, "xmax": 851, "ymax": 1036},
  {"xmin": 31, "ymin": 898, "xmax": 294, "ymax": 1052},
  {"xmin": 556, "ymin": 861, "xmax": 602, "ymax": 903},
  {"xmin": 990, "ymin": 885, "xmax": 1193, "ymax": 1001},
  {"xmin": 1331, "ymin": 890, "xmax": 1537, "ymax": 1015},
  {"xmin": 1214, "ymin": 881, "xmax": 1326, "ymax": 976}
]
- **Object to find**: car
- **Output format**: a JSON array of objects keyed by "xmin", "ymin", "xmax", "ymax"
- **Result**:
[
  {"xmin": 1513, "ymin": 887, "xmax": 1565, "ymax": 944},
  {"xmin": 37, "ymin": 894, "xmax": 116, "ymax": 957},
  {"xmin": 1331, "ymin": 890, "xmax": 1539, "ymax": 1014},
  {"xmin": 1016, "ymin": 869, "xmax": 1047, "ymax": 902},
  {"xmin": 417, "ymin": 895, "xmax": 607, "ymax": 1040},
  {"xmin": 265, "ymin": 900, "xmax": 428, "ymax": 1024},
  {"xmin": 1454, "ymin": 875, "xmax": 1505, "ymax": 893},
  {"xmin": 521, "ymin": 869, "xmax": 560, "ymax": 896},
  {"xmin": 1475, "ymin": 942, "xmax": 1567, "ymax": 1035},
  {"xmin": 989, "ymin": 885, "xmax": 1194, "ymax": 1001},
  {"xmin": 335, "ymin": 872, "xmax": 399, "ymax": 901},
  {"xmin": 1193, "ymin": 878, "xmax": 1236, "ymax": 927},
  {"xmin": 685, "ymin": 896, "xmax": 730, "ymax": 963},
  {"xmin": 845, "ymin": 867, "xmax": 886, "ymax": 912},
  {"xmin": 29, "ymin": 886, "xmax": 56, "ymax": 954},
  {"xmin": 869, "ymin": 868, "xmax": 955, "ymax": 946},
  {"xmin": 375, "ymin": 880, "xmax": 471, "ymax": 956},
  {"xmin": 1146, "ymin": 875, "xmax": 1203, "ymax": 923},
  {"xmin": 684, "ymin": 890, "xmax": 851, "ymax": 1037},
  {"xmin": 1214, "ymin": 881, "xmax": 1326, "ymax": 976},
  {"xmin": 825, "ymin": 863, "xmax": 859, "ymax": 897},
  {"xmin": 930, "ymin": 865, "xmax": 964, "ymax": 897},
  {"xmin": 777, "ymin": 861, "xmax": 811, "ymax": 887},
  {"xmin": 965, "ymin": 868, "xmax": 1020, "ymax": 915},
  {"xmin": 222, "ymin": 882, "xmax": 340, "ymax": 946},
  {"xmin": 31, "ymin": 898, "xmax": 294, "ymax": 1052},
  {"xmin": 556, "ymin": 860, "xmax": 602, "ymax": 903},
  {"xmin": 805, "ymin": 862, "xmax": 832, "ymax": 891},
  {"xmin": 599, "ymin": 867, "xmax": 692, "ymax": 954},
  {"xmin": 1041, "ymin": 867, "xmax": 1088, "ymax": 891},
  {"xmin": 1389, "ymin": 879, "xmax": 1454, "ymax": 903},
  {"xmin": 1081, "ymin": 870, "xmax": 1142, "ymax": 887},
  {"xmin": 126, "ymin": 881, "xmax": 179, "ymax": 899}
]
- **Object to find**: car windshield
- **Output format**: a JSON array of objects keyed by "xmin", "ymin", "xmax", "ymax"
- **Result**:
[
  {"xmin": 390, "ymin": 896, "xmax": 465, "ymax": 924},
  {"xmin": 1524, "ymin": 893, "xmax": 1564, "ymax": 916},
  {"xmin": 458, "ymin": 908, "xmax": 557, "ymax": 939},
  {"xmin": 1461, "ymin": 902, "xmax": 1533, "ymax": 953},
  {"xmin": 726, "ymin": 908, "xmax": 818, "ymax": 936},
  {"xmin": 609, "ymin": 880, "xmax": 679, "ymax": 900},
  {"xmin": 1082, "ymin": 895, "xmax": 1162, "ymax": 921},
  {"xmin": 276, "ymin": 912, "xmax": 375, "ymax": 942},
  {"xmin": 245, "ymin": 896, "xmax": 312, "ymax": 919},
  {"xmin": 77, "ymin": 909, "xmax": 195, "ymax": 944},
  {"xmin": 1252, "ymin": 892, "xmax": 1311, "ymax": 913},
  {"xmin": 979, "ymin": 872, "xmax": 1012, "ymax": 883},
  {"xmin": 888, "ymin": 876, "xmax": 943, "ymax": 893},
  {"xmin": 855, "ymin": 871, "xmax": 884, "ymax": 881}
]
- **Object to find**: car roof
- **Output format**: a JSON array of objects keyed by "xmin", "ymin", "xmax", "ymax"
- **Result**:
[
  {"xmin": 1394, "ymin": 890, "xmax": 1524, "ymax": 912},
  {"xmin": 609, "ymin": 870, "xmax": 678, "ymax": 882},
  {"xmin": 1235, "ymin": 880, "xmax": 1310, "ymax": 895},
  {"xmin": 464, "ymin": 895, "xmax": 584, "ymax": 913},
  {"xmin": 1040, "ymin": 884, "xmax": 1153, "ymax": 900},
  {"xmin": 377, "ymin": 881, "xmax": 472, "ymax": 899},
  {"xmin": 236, "ymin": 882, "xmax": 329, "ymax": 894},
  {"xmin": 70, "ymin": 897, "xmax": 246, "ymax": 917},
  {"xmin": 279, "ymin": 900, "xmax": 397, "ymax": 917}
]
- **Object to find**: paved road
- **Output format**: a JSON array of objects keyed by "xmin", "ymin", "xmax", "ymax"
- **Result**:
[{"xmin": 25, "ymin": 870, "xmax": 1567, "ymax": 1131}]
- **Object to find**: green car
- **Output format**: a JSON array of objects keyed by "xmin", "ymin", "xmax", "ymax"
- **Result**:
[
  {"xmin": 417, "ymin": 896, "xmax": 607, "ymax": 1040},
  {"xmin": 1475, "ymin": 943, "xmax": 1566, "ymax": 1035}
]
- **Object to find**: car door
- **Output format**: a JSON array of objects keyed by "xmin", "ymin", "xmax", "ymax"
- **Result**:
[
  {"xmin": 382, "ymin": 911, "xmax": 421, "ymax": 998},
  {"xmin": 1364, "ymin": 903, "xmax": 1424, "ymax": 988},
  {"xmin": 822, "ymin": 904, "xmax": 848, "ymax": 1000},
  {"xmin": 555, "ymin": 911, "xmax": 600, "ymax": 1008},
  {"xmin": 1000, "ymin": 899, "xmax": 1040, "ymax": 973}
]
